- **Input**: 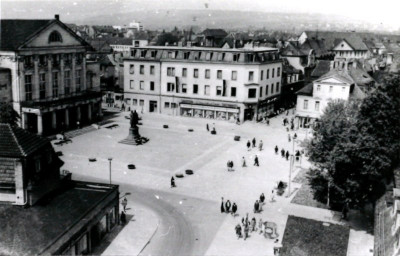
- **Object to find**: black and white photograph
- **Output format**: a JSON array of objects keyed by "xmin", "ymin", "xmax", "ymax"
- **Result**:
[{"xmin": 0, "ymin": 0, "xmax": 399, "ymax": 255}]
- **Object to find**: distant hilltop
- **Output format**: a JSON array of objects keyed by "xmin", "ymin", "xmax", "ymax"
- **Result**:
[{"xmin": 74, "ymin": 9, "xmax": 393, "ymax": 33}]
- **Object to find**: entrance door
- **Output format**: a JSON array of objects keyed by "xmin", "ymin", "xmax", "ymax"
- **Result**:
[
  {"xmin": 244, "ymin": 108, "xmax": 254, "ymax": 121},
  {"xmin": 149, "ymin": 101, "xmax": 157, "ymax": 113}
]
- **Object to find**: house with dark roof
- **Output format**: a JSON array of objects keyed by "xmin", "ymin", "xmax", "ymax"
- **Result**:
[
  {"xmin": 0, "ymin": 123, "xmax": 119, "ymax": 255},
  {"xmin": 332, "ymin": 35, "xmax": 371, "ymax": 59},
  {"xmin": 0, "ymin": 15, "xmax": 103, "ymax": 135},
  {"xmin": 295, "ymin": 60, "xmax": 375, "ymax": 128}
]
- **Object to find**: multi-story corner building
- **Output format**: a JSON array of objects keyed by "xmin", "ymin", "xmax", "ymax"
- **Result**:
[
  {"xmin": 0, "ymin": 15, "xmax": 102, "ymax": 135},
  {"xmin": 123, "ymin": 46, "xmax": 283, "ymax": 122}
]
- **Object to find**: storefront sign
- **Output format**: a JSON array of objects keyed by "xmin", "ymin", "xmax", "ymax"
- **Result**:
[{"xmin": 180, "ymin": 103, "xmax": 239, "ymax": 113}]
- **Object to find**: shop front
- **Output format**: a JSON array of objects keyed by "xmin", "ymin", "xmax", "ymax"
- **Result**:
[
  {"xmin": 180, "ymin": 103, "xmax": 240, "ymax": 122},
  {"xmin": 257, "ymin": 95, "xmax": 280, "ymax": 121}
]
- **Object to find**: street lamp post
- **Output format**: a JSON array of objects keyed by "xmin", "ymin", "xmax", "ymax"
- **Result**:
[
  {"xmin": 287, "ymin": 138, "xmax": 296, "ymax": 198},
  {"xmin": 108, "ymin": 157, "xmax": 113, "ymax": 184}
]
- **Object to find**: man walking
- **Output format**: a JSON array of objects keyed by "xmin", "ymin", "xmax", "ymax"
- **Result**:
[
  {"xmin": 247, "ymin": 140, "xmax": 251, "ymax": 151},
  {"xmin": 121, "ymin": 197, "xmax": 128, "ymax": 212},
  {"xmin": 232, "ymin": 202, "xmax": 238, "ymax": 216},
  {"xmin": 171, "ymin": 176, "xmax": 176, "ymax": 188},
  {"xmin": 275, "ymin": 145, "xmax": 279, "ymax": 154},
  {"xmin": 225, "ymin": 200, "xmax": 232, "ymax": 213},
  {"xmin": 259, "ymin": 140, "xmax": 263, "ymax": 151},
  {"xmin": 252, "ymin": 137, "xmax": 256, "ymax": 148},
  {"xmin": 286, "ymin": 150, "xmax": 290, "ymax": 161},
  {"xmin": 254, "ymin": 155, "xmax": 259, "ymax": 166},
  {"xmin": 206, "ymin": 123, "xmax": 209, "ymax": 132}
]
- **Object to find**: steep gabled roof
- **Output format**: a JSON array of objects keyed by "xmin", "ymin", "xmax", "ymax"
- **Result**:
[
  {"xmin": 296, "ymin": 83, "xmax": 313, "ymax": 96},
  {"xmin": 0, "ymin": 19, "xmax": 53, "ymax": 51},
  {"xmin": 339, "ymin": 36, "xmax": 369, "ymax": 51},
  {"xmin": 311, "ymin": 60, "xmax": 331, "ymax": 78},
  {"xmin": 317, "ymin": 69, "xmax": 354, "ymax": 84},
  {"xmin": 0, "ymin": 123, "xmax": 50, "ymax": 158},
  {"xmin": 0, "ymin": 18, "xmax": 93, "ymax": 51}
]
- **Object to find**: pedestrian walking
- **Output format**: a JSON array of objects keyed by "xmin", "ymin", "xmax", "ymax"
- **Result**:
[
  {"xmin": 242, "ymin": 157, "xmax": 247, "ymax": 167},
  {"xmin": 281, "ymin": 148, "xmax": 285, "ymax": 158},
  {"xmin": 275, "ymin": 145, "xmax": 279, "ymax": 154},
  {"xmin": 291, "ymin": 123, "xmax": 294, "ymax": 130},
  {"xmin": 221, "ymin": 197, "xmax": 225, "ymax": 213},
  {"xmin": 121, "ymin": 197, "xmax": 128, "ymax": 211},
  {"xmin": 225, "ymin": 200, "xmax": 232, "ymax": 213},
  {"xmin": 252, "ymin": 137, "xmax": 256, "ymax": 148},
  {"xmin": 260, "ymin": 193, "xmax": 265, "ymax": 204},
  {"xmin": 171, "ymin": 176, "xmax": 176, "ymax": 188},
  {"xmin": 206, "ymin": 123, "xmax": 209, "ymax": 132},
  {"xmin": 259, "ymin": 140, "xmax": 263, "ymax": 151},
  {"xmin": 120, "ymin": 211, "xmax": 126, "ymax": 225},
  {"xmin": 251, "ymin": 217, "xmax": 257, "ymax": 232},
  {"xmin": 270, "ymin": 190, "xmax": 275, "ymax": 202},
  {"xmin": 294, "ymin": 133, "xmax": 297, "ymax": 139},
  {"xmin": 241, "ymin": 217, "xmax": 245, "ymax": 226},
  {"xmin": 286, "ymin": 150, "xmax": 290, "ymax": 161},
  {"xmin": 259, "ymin": 218, "xmax": 264, "ymax": 234},
  {"xmin": 244, "ymin": 223, "xmax": 249, "ymax": 240},
  {"xmin": 227, "ymin": 160, "xmax": 231, "ymax": 171},
  {"xmin": 230, "ymin": 161, "xmax": 234, "ymax": 171},
  {"xmin": 254, "ymin": 200, "xmax": 260, "ymax": 213},
  {"xmin": 247, "ymin": 140, "xmax": 251, "ymax": 151},
  {"xmin": 235, "ymin": 224, "xmax": 242, "ymax": 239},
  {"xmin": 232, "ymin": 202, "xmax": 238, "ymax": 216},
  {"xmin": 254, "ymin": 155, "xmax": 259, "ymax": 166},
  {"xmin": 288, "ymin": 134, "xmax": 291, "ymax": 142}
]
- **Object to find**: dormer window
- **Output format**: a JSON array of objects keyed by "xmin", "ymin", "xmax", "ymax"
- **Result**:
[{"xmin": 48, "ymin": 31, "xmax": 62, "ymax": 43}]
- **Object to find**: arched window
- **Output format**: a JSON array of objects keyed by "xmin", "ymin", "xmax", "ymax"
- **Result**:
[{"xmin": 48, "ymin": 31, "xmax": 62, "ymax": 43}]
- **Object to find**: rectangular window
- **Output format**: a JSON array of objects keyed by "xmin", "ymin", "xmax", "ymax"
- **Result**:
[
  {"xmin": 259, "ymin": 87, "xmax": 263, "ymax": 97},
  {"xmin": 231, "ymin": 71, "xmax": 237, "ymax": 81},
  {"xmin": 150, "ymin": 65, "xmax": 155, "ymax": 75},
  {"xmin": 164, "ymin": 102, "xmax": 170, "ymax": 108},
  {"xmin": 139, "ymin": 100, "xmax": 144, "ymax": 106},
  {"xmin": 261, "ymin": 70, "xmax": 264, "ymax": 80},
  {"xmin": 64, "ymin": 70, "xmax": 71, "ymax": 94},
  {"xmin": 276, "ymin": 82, "xmax": 280, "ymax": 92},
  {"xmin": 272, "ymin": 68, "xmax": 275, "ymax": 78},
  {"xmin": 167, "ymin": 83, "xmax": 175, "ymax": 92},
  {"xmin": 231, "ymin": 87, "xmax": 237, "ymax": 97},
  {"xmin": 130, "ymin": 64, "xmax": 134, "ymax": 74},
  {"xmin": 277, "ymin": 67, "xmax": 281, "ymax": 77},
  {"xmin": 167, "ymin": 67, "xmax": 175, "ymax": 76},
  {"xmin": 304, "ymin": 100, "xmax": 308, "ymax": 110},
  {"xmin": 216, "ymin": 86, "xmax": 222, "ymax": 96},
  {"xmin": 182, "ymin": 68, "xmax": 187, "ymax": 77},
  {"xmin": 75, "ymin": 70, "xmax": 81, "ymax": 92},
  {"xmin": 141, "ymin": 50, "xmax": 146, "ymax": 58},
  {"xmin": 271, "ymin": 83, "xmax": 274, "ymax": 94},
  {"xmin": 204, "ymin": 85, "xmax": 210, "ymax": 95},
  {"xmin": 151, "ymin": 51, "xmax": 156, "ymax": 58},
  {"xmin": 132, "ymin": 99, "xmax": 137, "ymax": 105},
  {"xmin": 317, "ymin": 84, "xmax": 321, "ymax": 91},
  {"xmin": 248, "ymin": 71, "xmax": 254, "ymax": 81},
  {"xmin": 182, "ymin": 84, "xmax": 187, "ymax": 93},
  {"xmin": 52, "ymin": 72, "xmax": 58, "ymax": 97},
  {"xmin": 140, "ymin": 65, "xmax": 144, "ymax": 74},
  {"xmin": 25, "ymin": 75, "xmax": 32, "ymax": 100},
  {"xmin": 248, "ymin": 88, "xmax": 257, "ymax": 98},
  {"xmin": 140, "ymin": 81, "xmax": 144, "ymax": 90},
  {"xmin": 266, "ymin": 69, "xmax": 269, "ymax": 79},
  {"xmin": 217, "ymin": 70, "xmax": 222, "ymax": 79},
  {"xmin": 171, "ymin": 103, "xmax": 177, "ymax": 108},
  {"xmin": 315, "ymin": 101, "xmax": 320, "ymax": 111},
  {"xmin": 130, "ymin": 80, "xmax": 134, "ymax": 89},
  {"xmin": 150, "ymin": 81, "xmax": 155, "ymax": 91},
  {"xmin": 39, "ymin": 73, "xmax": 46, "ymax": 99},
  {"xmin": 193, "ymin": 84, "xmax": 198, "ymax": 94},
  {"xmin": 205, "ymin": 69, "xmax": 210, "ymax": 79},
  {"xmin": 329, "ymin": 86, "xmax": 333, "ymax": 92},
  {"xmin": 194, "ymin": 69, "xmax": 199, "ymax": 78}
]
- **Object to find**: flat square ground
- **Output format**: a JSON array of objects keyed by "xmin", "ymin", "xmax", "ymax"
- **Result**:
[{"xmin": 56, "ymin": 110, "xmax": 374, "ymax": 256}]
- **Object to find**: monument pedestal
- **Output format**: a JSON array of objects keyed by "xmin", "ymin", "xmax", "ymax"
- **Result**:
[{"xmin": 119, "ymin": 127, "xmax": 149, "ymax": 146}]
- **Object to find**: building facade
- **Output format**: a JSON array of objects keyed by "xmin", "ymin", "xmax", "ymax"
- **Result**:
[
  {"xmin": 0, "ymin": 15, "xmax": 102, "ymax": 135},
  {"xmin": 123, "ymin": 46, "xmax": 283, "ymax": 122}
]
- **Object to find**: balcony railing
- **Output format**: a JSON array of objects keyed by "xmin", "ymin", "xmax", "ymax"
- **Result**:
[{"xmin": 21, "ymin": 89, "xmax": 102, "ymax": 109}]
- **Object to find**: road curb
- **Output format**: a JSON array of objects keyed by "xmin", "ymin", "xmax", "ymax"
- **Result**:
[{"xmin": 137, "ymin": 218, "xmax": 160, "ymax": 255}]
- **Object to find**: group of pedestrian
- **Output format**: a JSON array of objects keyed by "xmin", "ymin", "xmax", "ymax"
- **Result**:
[
  {"xmin": 236, "ymin": 213, "xmax": 266, "ymax": 240},
  {"xmin": 221, "ymin": 197, "xmax": 238, "ymax": 216},
  {"xmin": 246, "ymin": 138, "xmax": 263, "ymax": 151}
]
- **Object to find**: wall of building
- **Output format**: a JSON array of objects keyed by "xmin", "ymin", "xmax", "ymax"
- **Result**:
[{"xmin": 0, "ymin": 69, "xmax": 12, "ymax": 102}]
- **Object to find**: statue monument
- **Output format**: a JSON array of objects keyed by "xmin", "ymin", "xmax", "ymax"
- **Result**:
[{"xmin": 119, "ymin": 110, "xmax": 149, "ymax": 145}]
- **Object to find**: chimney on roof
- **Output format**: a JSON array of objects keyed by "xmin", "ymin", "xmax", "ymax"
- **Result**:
[{"xmin": 55, "ymin": 14, "xmax": 60, "ymax": 20}]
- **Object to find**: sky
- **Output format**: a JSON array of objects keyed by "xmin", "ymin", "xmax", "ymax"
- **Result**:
[{"xmin": 1, "ymin": 0, "xmax": 400, "ymax": 29}]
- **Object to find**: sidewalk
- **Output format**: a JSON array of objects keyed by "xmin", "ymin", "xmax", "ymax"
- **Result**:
[{"xmin": 101, "ymin": 203, "xmax": 159, "ymax": 256}]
